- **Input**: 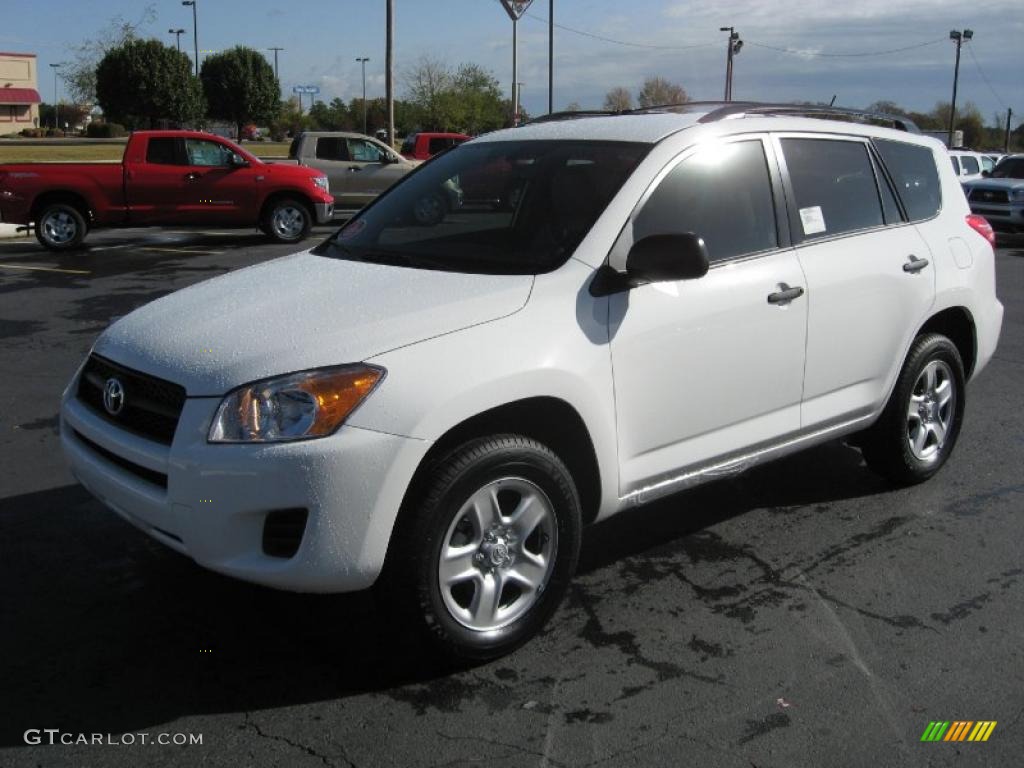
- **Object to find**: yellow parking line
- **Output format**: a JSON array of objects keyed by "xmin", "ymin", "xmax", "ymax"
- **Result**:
[{"xmin": 0, "ymin": 262, "xmax": 91, "ymax": 275}]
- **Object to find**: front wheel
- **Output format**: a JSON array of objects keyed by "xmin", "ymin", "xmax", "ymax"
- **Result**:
[
  {"xmin": 384, "ymin": 435, "xmax": 582, "ymax": 662},
  {"xmin": 861, "ymin": 333, "xmax": 965, "ymax": 485},
  {"xmin": 35, "ymin": 203, "xmax": 87, "ymax": 251},
  {"xmin": 262, "ymin": 198, "xmax": 311, "ymax": 243}
]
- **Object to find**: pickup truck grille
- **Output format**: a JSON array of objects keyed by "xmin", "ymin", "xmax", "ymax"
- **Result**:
[
  {"xmin": 969, "ymin": 188, "xmax": 1010, "ymax": 204},
  {"xmin": 76, "ymin": 355, "xmax": 186, "ymax": 445}
]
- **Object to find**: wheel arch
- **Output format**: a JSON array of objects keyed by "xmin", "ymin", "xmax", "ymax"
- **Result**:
[
  {"xmin": 30, "ymin": 190, "xmax": 93, "ymax": 225},
  {"xmin": 917, "ymin": 306, "xmax": 977, "ymax": 378},
  {"xmin": 258, "ymin": 189, "xmax": 316, "ymax": 225}
]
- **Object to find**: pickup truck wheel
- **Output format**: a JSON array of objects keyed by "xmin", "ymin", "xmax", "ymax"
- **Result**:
[
  {"xmin": 861, "ymin": 333, "xmax": 965, "ymax": 485},
  {"xmin": 263, "ymin": 198, "xmax": 311, "ymax": 243},
  {"xmin": 386, "ymin": 435, "xmax": 581, "ymax": 662},
  {"xmin": 35, "ymin": 203, "xmax": 87, "ymax": 251}
]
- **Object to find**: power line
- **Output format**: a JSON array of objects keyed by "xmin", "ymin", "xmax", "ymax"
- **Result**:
[
  {"xmin": 748, "ymin": 38, "xmax": 946, "ymax": 58},
  {"xmin": 965, "ymin": 44, "xmax": 1009, "ymax": 111}
]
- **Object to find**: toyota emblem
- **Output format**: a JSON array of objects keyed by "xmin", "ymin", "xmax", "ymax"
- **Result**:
[{"xmin": 103, "ymin": 378, "xmax": 126, "ymax": 416}]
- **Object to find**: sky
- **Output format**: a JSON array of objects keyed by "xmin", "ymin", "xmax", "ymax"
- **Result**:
[{"xmin": 2, "ymin": 0, "xmax": 1021, "ymax": 128}]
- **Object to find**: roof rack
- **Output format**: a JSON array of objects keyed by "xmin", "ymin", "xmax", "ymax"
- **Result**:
[{"xmin": 525, "ymin": 101, "xmax": 919, "ymax": 134}]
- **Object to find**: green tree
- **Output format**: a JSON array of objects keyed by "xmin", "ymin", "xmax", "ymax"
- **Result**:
[
  {"xmin": 637, "ymin": 76, "xmax": 687, "ymax": 108},
  {"xmin": 603, "ymin": 87, "xmax": 633, "ymax": 111},
  {"xmin": 95, "ymin": 39, "xmax": 204, "ymax": 128},
  {"xmin": 201, "ymin": 46, "xmax": 281, "ymax": 138},
  {"xmin": 451, "ymin": 63, "xmax": 506, "ymax": 134}
]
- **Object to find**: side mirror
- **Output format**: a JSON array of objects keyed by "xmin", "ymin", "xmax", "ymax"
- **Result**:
[
  {"xmin": 981, "ymin": 169, "xmax": 991, "ymax": 177},
  {"xmin": 626, "ymin": 233, "xmax": 710, "ymax": 284},
  {"xmin": 229, "ymin": 153, "xmax": 249, "ymax": 168}
]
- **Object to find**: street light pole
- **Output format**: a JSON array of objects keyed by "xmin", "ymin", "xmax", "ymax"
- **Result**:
[
  {"xmin": 948, "ymin": 29, "xmax": 973, "ymax": 148},
  {"xmin": 182, "ymin": 1, "xmax": 198, "ymax": 77},
  {"xmin": 719, "ymin": 27, "xmax": 742, "ymax": 101},
  {"xmin": 356, "ymin": 57, "xmax": 370, "ymax": 135},
  {"xmin": 48, "ymin": 63, "xmax": 61, "ymax": 131},
  {"xmin": 386, "ymin": 0, "xmax": 394, "ymax": 147},
  {"xmin": 268, "ymin": 47, "xmax": 283, "ymax": 81},
  {"xmin": 512, "ymin": 18, "xmax": 518, "ymax": 125},
  {"xmin": 169, "ymin": 29, "xmax": 185, "ymax": 53},
  {"xmin": 548, "ymin": 0, "xmax": 553, "ymax": 114}
]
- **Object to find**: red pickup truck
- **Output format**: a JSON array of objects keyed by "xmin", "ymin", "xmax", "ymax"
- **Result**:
[{"xmin": 0, "ymin": 130, "xmax": 335, "ymax": 251}]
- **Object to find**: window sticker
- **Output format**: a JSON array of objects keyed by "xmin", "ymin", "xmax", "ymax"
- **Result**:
[{"xmin": 799, "ymin": 205, "xmax": 827, "ymax": 235}]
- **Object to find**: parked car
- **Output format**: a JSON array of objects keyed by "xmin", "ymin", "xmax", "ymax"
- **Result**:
[
  {"xmin": 948, "ymin": 149, "xmax": 987, "ymax": 182},
  {"xmin": 289, "ymin": 131, "xmax": 418, "ymax": 212},
  {"xmin": 0, "ymin": 130, "xmax": 334, "ymax": 251},
  {"xmin": 60, "ymin": 105, "xmax": 1003, "ymax": 661},
  {"xmin": 400, "ymin": 132, "xmax": 470, "ymax": 162},
  {"xmin": 963, "ymin": 154, "xmax": 1024, "ymax": 235}
]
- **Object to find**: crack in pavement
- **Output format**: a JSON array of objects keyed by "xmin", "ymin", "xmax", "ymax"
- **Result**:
[{"xmin": 242, "ymin": 711, "xmax": 355, "ymax": 768}]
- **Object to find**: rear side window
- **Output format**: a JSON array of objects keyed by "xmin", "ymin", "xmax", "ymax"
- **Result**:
[
  {"xmin": 873, "ymin": 139, "xmax": 942, "ymax": 222},
  {"xmin": 633, "ymin": 140, "xmax": 778, "ymax": 264},
  {"xmin": 146, "ymin": 138, "xmax": 179, "ymax": 165},
  {"xmin": 781, "ymin": 138, "xmax": 883, "ymax": 240},
  {"xmin": 961, "ymin": 155, "xmax": 980, "ymax": 175},
  {"xmin": 315, "ymin": 137, "xmax": 350, "ymax": 161},
  {"xmin": 950, "ymin": 156, "xmax": 961, "ymax": 174}
]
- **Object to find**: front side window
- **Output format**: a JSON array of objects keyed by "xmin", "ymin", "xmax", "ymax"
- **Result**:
[
  {"xmin": 873, "ymin": 139, "xmax": 941, "ymax": 222},
  {"xmin": 781, "ymin": 138, "xmax": 883, "ymax": 240},
  {"xmin": 633, "ymin": 139, "xmax": 778, "ymax": 264},
  {"xmin": 961, "ymin": 155, "xmax": 980, "ymax": 175},
  {"xmin": 185, "ymin": 139, "xmax": 233, "ymax": 167},
  {"xmin": 314, "ymin": 140, "xmax": 648, "ymax": 274},
  {"xmin": 981, "ymin": 156, "xmax": 995, "ymax": 173},
  {"xmin": 348, "ymin": 139, "xmax": 386, "ymax": 163}
]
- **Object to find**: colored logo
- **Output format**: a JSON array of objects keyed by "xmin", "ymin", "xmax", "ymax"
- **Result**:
[{"xmin": 920, "ymin": 721, "xmax": 997, "ymax": 742}]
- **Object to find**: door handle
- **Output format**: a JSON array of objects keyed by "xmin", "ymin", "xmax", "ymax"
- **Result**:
[
  {"xmin": 347, "ymin": 167, "xmax": 362, "ymax": 172},
  {"xmin": 184, "ymin": 172, "xmax": 202, "ymax": 181},
  {"xmin": 903, "ymin": 255, "xmax": 930, "ymax": 273},
  {"xmin": 767, "ymin": 284, "xmax": 805, "ymax": 305}
]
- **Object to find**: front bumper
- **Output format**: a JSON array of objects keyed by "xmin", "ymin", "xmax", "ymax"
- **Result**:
[
  {"xmin": 313, "ymin": 201, "xmax": 335, "ymax": 224},
  {"xmin": 60, "ymin": 381, "xmax": 428, "ymax": 592},
  {"xmin": 969, "ymin": 203, "xmax": 1024, "ymax": 234}
]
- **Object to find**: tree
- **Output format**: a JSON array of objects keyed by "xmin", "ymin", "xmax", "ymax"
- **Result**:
[
  {"xmin": 403, "ymin": 57, "xmax": 508, "ymax": 132},
  {"xmin": 864, "ymin": 100, "xmax": 907, "ymax": 117},
  {"xmin": 64, "ymin": 4, "xmax": 157, "ymax": 105},
  {"xmin": 603, "ymin": 87, "xmax": 633, "ymax": 112},
  {"xmin": 39, "ymin": 103, "xmax": 92, "ymax": 131},
  {"xmin": 95, "ymin": 39, "xmax": 204, "ymax": 128},
  {"xmin": 201, "ymin": 46, "xmax": 281, "ymax": 138},
  {"xmin": 637, "ymin": 77, "xmax": 687, "ymax": 108},
  {"xmin": 452, "ymin": 63, "xmax": 506, "ymax": 134},
  {"xmin": 403, "ymin": 55, "xmax": 453, "ymax": 130},
  {"xmin": 563, "ymin": 101, "xmax": 582, "ymax": 112}
]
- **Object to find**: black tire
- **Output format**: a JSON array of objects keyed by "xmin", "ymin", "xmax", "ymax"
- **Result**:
[
  {"xmin": 861, "ymin": 333, "xmax": 966, "ymax": 485},
  {"xmin": 261, "ymin": 197, "xmax": 311, "ymax": 243},
  {"xmin": 34, "ymin": 202, "xmax": 87, "ymax": 251},
  {"xmin": 383, "ymin": 435, "xmax": 582, "ymax": 662}
]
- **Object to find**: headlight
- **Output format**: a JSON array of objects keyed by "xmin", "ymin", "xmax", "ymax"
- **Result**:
[
  {"xmin": 312, "ymin": 176, "xmax": 329, "ymax": 194},
  {"xmin": 208, "ymin": 365, "xmax": 384, "ymax": 443}
]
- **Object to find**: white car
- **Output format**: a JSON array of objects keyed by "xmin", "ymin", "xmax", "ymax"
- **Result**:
[
  {"xmin": 949, "ymin": 149, "xmax": 988, "ymax": 182},
  {"xmin": 61, "ymin": 104, "xmax": 1003, "ymax": 660}
]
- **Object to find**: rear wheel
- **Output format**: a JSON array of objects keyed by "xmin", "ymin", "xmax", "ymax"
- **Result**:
[
  {"xmin": 35, "ymin": 203, "xmax": 87, "ymax": 251},
  {"xmin": 262, "ymin": 197, "xmax": 311, "ymax": 243},
  {"xmin": 861, "ymin": 333, "xmax": 965, "ymax": 485},
  {"xmin": 384, "ymin": 435, "xmax": 581, "ymax": 662}
]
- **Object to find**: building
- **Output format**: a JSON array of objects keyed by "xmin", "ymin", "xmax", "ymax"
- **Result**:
[{"xmin": 0, "ymin": 52, "xmax": 41, "ymax": 135}]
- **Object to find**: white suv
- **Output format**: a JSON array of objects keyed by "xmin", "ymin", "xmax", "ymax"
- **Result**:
[{"xmin": 60, "ymin": 104, "xmax": 1003, "ymax": 660}]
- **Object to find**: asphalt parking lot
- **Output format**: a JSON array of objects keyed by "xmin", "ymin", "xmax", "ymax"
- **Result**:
[{"xmin": 1, "ymin": 229, "xmax": 1022, "ymax": 767}]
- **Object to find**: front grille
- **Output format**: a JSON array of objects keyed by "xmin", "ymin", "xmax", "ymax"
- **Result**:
[
  {"xmin": 73, "ymin": 429, "xmax": 169, "ymax": 489},
  {"xmin": 77, "ymin": 355, "xmax": 186, "ymax": 445},
  {"xmin": 969, "ymin": 188, "xmax": 1010, "ymax": 204},
  {"xmin": 262, "ymin": 509, "xmax": 309, "ymax": 559},
  {"xmin": 972, "ymin": 207, "xmax": 1009, "ymax": 217}
]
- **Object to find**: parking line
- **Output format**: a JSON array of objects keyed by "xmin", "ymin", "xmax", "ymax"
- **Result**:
[
  {"xmin": 138, "ymin": 247, "xmax": 224, "ymax": 255},
  {"xmin": 0, "ymin": 262, "xmax": 91, "ymax": 275}
]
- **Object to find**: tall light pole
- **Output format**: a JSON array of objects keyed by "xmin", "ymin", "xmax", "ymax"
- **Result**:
[
  {"xmin": 719, "ymin": 26, "xmax": 742, "ymax": 101},
  {"xmin": 182, "ymin": 1, "xmax": 198, "ymax": 77},
  {"xmin": 356, "ymin": 57, "xmax": 370, "ymax": 135},
  {"xmin": 49, "ymin": 63, "xmax": 63, "ymax": 131},
  {"xmin": 386, "ymin": 0, "xmax": 394, "ymax": 147},
  {"xmin": 948, "ymin": 29, "xmax": 973, "ymax": 148},
  {"xmin": 169, "ymin": 28, "xmax": 185, "ymax": 53},
  {"xmin": 268, "ymin": 47, "xmax": 284, "ymax": 81},
  {"xmin": 548, "ymin": 0, "xmax": 553, "ymax": 114}
]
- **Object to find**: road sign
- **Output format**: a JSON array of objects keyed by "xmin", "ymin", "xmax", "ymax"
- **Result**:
[
  {"xmin": 499, "ymin": 0, "xmax": 533, "ymax": 21},
  {"xmin": 291, "ymin": 85, "xmax": 321, "ymax": 94}
]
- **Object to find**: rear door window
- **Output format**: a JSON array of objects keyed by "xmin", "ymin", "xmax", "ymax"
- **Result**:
[
  {"xmin": 146, "ymin": 137, "xmax": 180, "ymax": 165},
  {"xmin": 633, "ymin": 139, "xmax": 778, "ymax": 264},
  {"xmin": 780, "ymin": 138, "xmax": 884, "ymax": 240},
  {"xmin": 873, "ymin": 139, "xmax": 942, "ymax": 222},
  {"xmin": 315, "ymin": 137, "xmax": 350, "ymax": 161}
]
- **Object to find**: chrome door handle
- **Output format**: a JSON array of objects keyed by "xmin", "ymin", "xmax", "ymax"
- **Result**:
[
  {"xmin": 903, "ymin": 255, "xmax": 930, "ymax": 273},
  {"xmin": 767, "ymin": 284, "xmax": 805, "ymax": 305}
]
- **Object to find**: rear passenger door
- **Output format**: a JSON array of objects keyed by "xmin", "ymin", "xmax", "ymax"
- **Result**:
[{"xmin": 774, "ymin": 134, "xmax": 936, "ymax": 428}]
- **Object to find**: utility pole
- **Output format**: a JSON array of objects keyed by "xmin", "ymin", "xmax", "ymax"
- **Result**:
[
  {"xmin": 268, "ymin": 47, "xmax": 283, "ymax": 81},
  {"xmin": 48, "ymin": 63, "xmax": 61, "ymax": 131},
  {"xmin": 356, "ymin": 57, "xmax": 370, "ymax": 135},
  {"xmin": 386, "ymin": 0, "xmax": 395, "ymax": 147},
  {"xmin": 719, "ymin": 26, "xmax": 742, "ymax": 101},
  {"xmin": 182, "ymin": 1, "xmax": 199, "ymax": 77},
  {"xmin": 1005, "ymin": 108, "xmax": 1014, "ymax": 154},
  {"xmin": 948, "ymin": 29, "xmax": 973, "ymax": 148},
  {"xmin": 512, "ymin": 18, "xmax": 518, "ymax": 125},
  {"xmin": 548, "ymin": 0, "xmax": 553, "ymax": 114},
  {"xmin": 517, "ymin": 82, "xmax": 525, "ymax": 121},
  {"xmin": 169, "ymin": 29, "xmax": 185, "ymax": 53}
]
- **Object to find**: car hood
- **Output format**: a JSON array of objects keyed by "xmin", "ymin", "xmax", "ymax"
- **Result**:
[
  {"xmin": 965, "ymin": 178, "xmax": 1024, "ymax": 192},
  {"xmin": 94, "ymin": 251, "xmax": 534, "ymax": 396}
]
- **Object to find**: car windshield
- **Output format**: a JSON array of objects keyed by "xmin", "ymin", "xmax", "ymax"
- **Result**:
[
  {"xmin": 313, "ymin": 140, "xmax": 649, "ymax": 274},
  {"xmin": 991, "ymin": 158, "xmax": 1024, "ymax": 179}
]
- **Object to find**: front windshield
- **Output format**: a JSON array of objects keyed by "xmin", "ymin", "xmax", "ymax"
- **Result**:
[
  {"xmin": 313, "ymin": 140, "xmax": 649, "ymax": 274},
  {"xmin": 991, "ymin": 158, "xmax": 1024, "ymax": 179}
]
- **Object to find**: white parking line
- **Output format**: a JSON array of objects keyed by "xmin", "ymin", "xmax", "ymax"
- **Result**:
[
  {"xmin": 138, "ymin": 247, "xmax": 225, "ymax": 255},
  {"xmin": 0, "ymin": 263, "xmax": 90, "ymax": 275}
]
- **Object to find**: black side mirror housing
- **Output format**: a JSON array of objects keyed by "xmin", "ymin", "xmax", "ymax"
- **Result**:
[
  {"xmin": 981, "ymin": 169, "xmax": 991, "ymax": 177},
  {"xmin": 590, "ymin": 233, "xmax": 709, "ymax": 296}
]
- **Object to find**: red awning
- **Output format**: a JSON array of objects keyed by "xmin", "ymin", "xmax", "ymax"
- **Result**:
[{"xmin": 0, "ymin": 87, "xmax": 41, "ymax": 105}]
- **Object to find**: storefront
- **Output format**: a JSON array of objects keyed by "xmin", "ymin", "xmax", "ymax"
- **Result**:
[{"xmin": 0, "ymin": 52, "xmax": 41, "ymax": 135}]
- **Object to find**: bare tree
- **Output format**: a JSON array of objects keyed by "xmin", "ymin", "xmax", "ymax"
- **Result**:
[
  {"xmin": 63, "ymin": 4, "xmax": 158, "ymax": 105},
  {"xmin": 637, "ymin": 77, "xmax": 687, "ymax": 108},
  {"xmin": 563, "ymin": 101, "xmax": 582, "ymax": 112},
  {"xmin": 603, "ymin": 87, "xmax": 633, "ymax": 112}
]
